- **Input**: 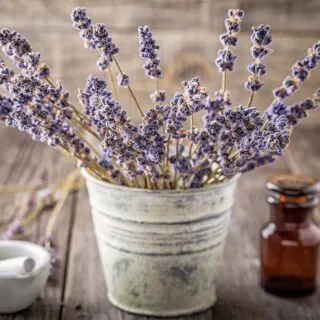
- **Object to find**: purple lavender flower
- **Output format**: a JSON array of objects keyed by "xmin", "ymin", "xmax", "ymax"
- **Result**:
[
  {"xmin": 0, "ymin": 28, "xmax": 50, "ymax": 79},
  {"xmin": 150, "ymin": 90, "xmax": 166, "ymax": 103},
  {"xmin": 215, "ymin": 9, "xmax": 244, "ymax": 73},
  {"xmin": 71, "ymin": 7, "xmax": 92, "ymax": 30},
  {"xmin": 116, "ymin": 73, "xmax": 129, "ymax": 88},
  {"xmin": 266, "ymin": 88, "xmax": 319, "ymax": 126},
  {"xmin": 80, "ymin": 75, "xmax": 144, "ymax": 178},
  {"xmin": 245, "ymin": 25, "xmax": 272, "ymax": 93},
  {"xmin": 0, "ymin": 60, "xmax": 14, "ymax": 87},
  {"xmin": 169, "ymin": 155, "xmax": 192, "ymax": 175},
  {"xmin": 215, "ymin": 49, "xmax": 237, "ymax": 72},
  {"xmin": 187, "ymin": 160, "xmax": 211, "ymax": 188},
  {"xmin": 138, "ymin": 25, "xmax": 162, "ymax": 79},
  {"xmin": 0, "ymin": 69, "xmax": 93, "ymax": 168},
  {"xmin": 166, "ymin": 78, "xmax": 209, "ymax": 139},
  {"xmin": 0, "ymin": 94, "xmax": 14, "ymax": 120},
  {"xmin": 139, "ymin": 107, "xmax": 166, "ymax": 166},
  {"xmin": 71, "ymin": 8, "xmax": 119, "ymax": 71},
  {"xmin": 273, "ymin": 40, "xmax": 320, "ymax": 101}
]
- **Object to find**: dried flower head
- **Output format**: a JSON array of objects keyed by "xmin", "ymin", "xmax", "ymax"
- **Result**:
[
  {"xmin": 245, "ymin": 25, "xmax": 272, "ymax": 93},
  {"xmin": 215, "ymin": 9, "xmax": 244, "ymax": 73},
  {"xmin": 71, "ymin": 7, "xmax": 119, "ymax": 70},
  {"xmin": 138, "ymin": 25, "xmax": 162, "ymax": 79}
]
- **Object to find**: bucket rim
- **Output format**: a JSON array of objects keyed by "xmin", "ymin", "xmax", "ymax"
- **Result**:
[{"xmin": 81, "ymin": 168, "xmax": 240, "ymax": 195}]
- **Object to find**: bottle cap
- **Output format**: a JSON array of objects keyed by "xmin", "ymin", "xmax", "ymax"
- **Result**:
[{"xmin": 266, "ymin": 174, "xmax": 320, "ymax": 196}]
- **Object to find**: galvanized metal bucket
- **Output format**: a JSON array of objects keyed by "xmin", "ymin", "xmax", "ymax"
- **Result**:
[{"xmin": 82, "ymin": 169, "xmax": 239, "ymax": 317}]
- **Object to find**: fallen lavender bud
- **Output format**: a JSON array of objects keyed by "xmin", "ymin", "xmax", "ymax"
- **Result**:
[{"xmin": 1, "ymin": 220, "xmax": 24, "ymax": 240}]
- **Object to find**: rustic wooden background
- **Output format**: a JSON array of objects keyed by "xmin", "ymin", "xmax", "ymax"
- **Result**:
[{"xmin": 0, "ymin": 1, "xmax": 320, "ymax": 320}]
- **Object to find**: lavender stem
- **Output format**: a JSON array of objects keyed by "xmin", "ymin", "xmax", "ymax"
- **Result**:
[
  {"xmin": 107, "ymin": 66, "xmax": 119, "ymax": 100},
  {"xmin": 113, "ymin": 57, "xmax": 144, "ymax": 117}
]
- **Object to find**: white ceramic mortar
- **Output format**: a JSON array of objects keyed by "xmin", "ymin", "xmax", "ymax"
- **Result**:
[
  {"xmin": 82, "ymin": 169, "xmax": 239, "ymax": 317},
  {"xmin": 0, "ymin": 241, "xmax": 50, "ymax": 314}
]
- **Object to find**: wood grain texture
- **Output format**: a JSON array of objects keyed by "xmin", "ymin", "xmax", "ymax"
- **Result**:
[{"xmin": 0, "ymin": 128, "xmax": 75, "ymax": 320}]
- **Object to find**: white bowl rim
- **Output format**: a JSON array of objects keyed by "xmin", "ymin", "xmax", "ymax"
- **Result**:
[
  {"xmin": 0, "ymin": 240, "xmax": 50, "ymax": 279},
  {"xmin": 81, "ymin": 168, "xmax": 241, "ymax": 195}
]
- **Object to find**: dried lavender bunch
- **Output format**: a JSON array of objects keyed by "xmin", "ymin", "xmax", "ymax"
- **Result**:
[
  {"xmin": 0, "ymin": 56, "xmax": 113, "ymax": 183},
  {"xmin": 0, "ymin": 28, "xmax": 97, "ymax": 140},
  {"xmin": 0, "ymin": 7, "xmax": 319, "ymax": 190}
]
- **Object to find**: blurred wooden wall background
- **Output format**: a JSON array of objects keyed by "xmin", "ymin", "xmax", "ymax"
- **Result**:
[{"xmin": 0, "ymin": 0, "xmax": 319, "ymax": 125}]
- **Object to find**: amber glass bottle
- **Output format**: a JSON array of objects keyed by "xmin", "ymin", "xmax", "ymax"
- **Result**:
[{"xmin": 260, "ymin": 174, "xmax": 320, "ymax": 297}]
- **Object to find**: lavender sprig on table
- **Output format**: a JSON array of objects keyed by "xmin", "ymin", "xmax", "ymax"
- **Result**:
[{"xmin": 0, "ymin": 7, "xmax": 319, "ymax": 190}]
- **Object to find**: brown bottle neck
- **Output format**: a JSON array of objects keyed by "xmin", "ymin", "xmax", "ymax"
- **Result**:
[
  {"xmin": 267, "ymin": 194, "xmax": 317, "ymax": 226},
  {"xmin": 270, "ymin": 204, "xmax": 313, "ymax": 226}
]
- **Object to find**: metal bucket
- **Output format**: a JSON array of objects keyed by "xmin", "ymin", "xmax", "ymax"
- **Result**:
[{"xmin": 82, "ymin": 169, "xmax": 239, "ymax": 317}]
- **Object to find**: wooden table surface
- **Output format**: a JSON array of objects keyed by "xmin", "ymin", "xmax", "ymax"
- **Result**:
[{"xmin": 0, "ymin": 125, "xmax": 320, "ymax": 320}]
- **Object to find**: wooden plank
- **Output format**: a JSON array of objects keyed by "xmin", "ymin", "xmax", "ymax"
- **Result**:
[
  {"xmin": 0, "ymin": 128, "xmax": 76, "ymax": 320},
  {"xmin": 60, "ymin": 188, "xmax": 117, "ymax": 320},
  {"xmin": 285, "ymin": 125, "xmax": 320, "ymax": 180},
  {"xmin": 2, "ymin": 0, "xmax": 320, "ymax": 34},
  {"xmin": 285, "ymin": 125, "xmax": 320, "ymax": 224},
  {"xmin": 240, "ymin": 0, "xmax": 320, "ymax": 34}
]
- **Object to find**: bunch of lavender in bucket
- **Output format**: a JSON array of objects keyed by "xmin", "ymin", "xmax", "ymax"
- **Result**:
[
  {"xmin": 0, "ymin": 8, "xmax": 318, "ymax": 189},
  {"xmin": 0, "ymin": 7, "xmax": 319, "ymax": 317}
]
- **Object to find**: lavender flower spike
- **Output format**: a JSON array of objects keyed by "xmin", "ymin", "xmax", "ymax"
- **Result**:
[
  {"xmin": 0, "ymin": 28, "xmax": 50, "ymax": 79},
  {"xmin": 138, "ymin": 25, "xmax": 162, "ymax": 79},
  {"xmin": 71, "ymin": 7, "xmax": 119, "ymax": 71},
  {"xmin": 273, "ymin": 40, "xmax": 320, "ymax": 101},
  {"xmin": 245, "ymin": 25, "xmax": 272, "ymax": 94},
  {"xmin": 215, "ymin": 9, "xmax": 244, "ymax": 73}
]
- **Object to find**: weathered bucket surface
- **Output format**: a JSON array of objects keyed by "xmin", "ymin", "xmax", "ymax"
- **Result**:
[{"xmin": 82, "ymin": 169, "xmax": 239, "ymax": 317}]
